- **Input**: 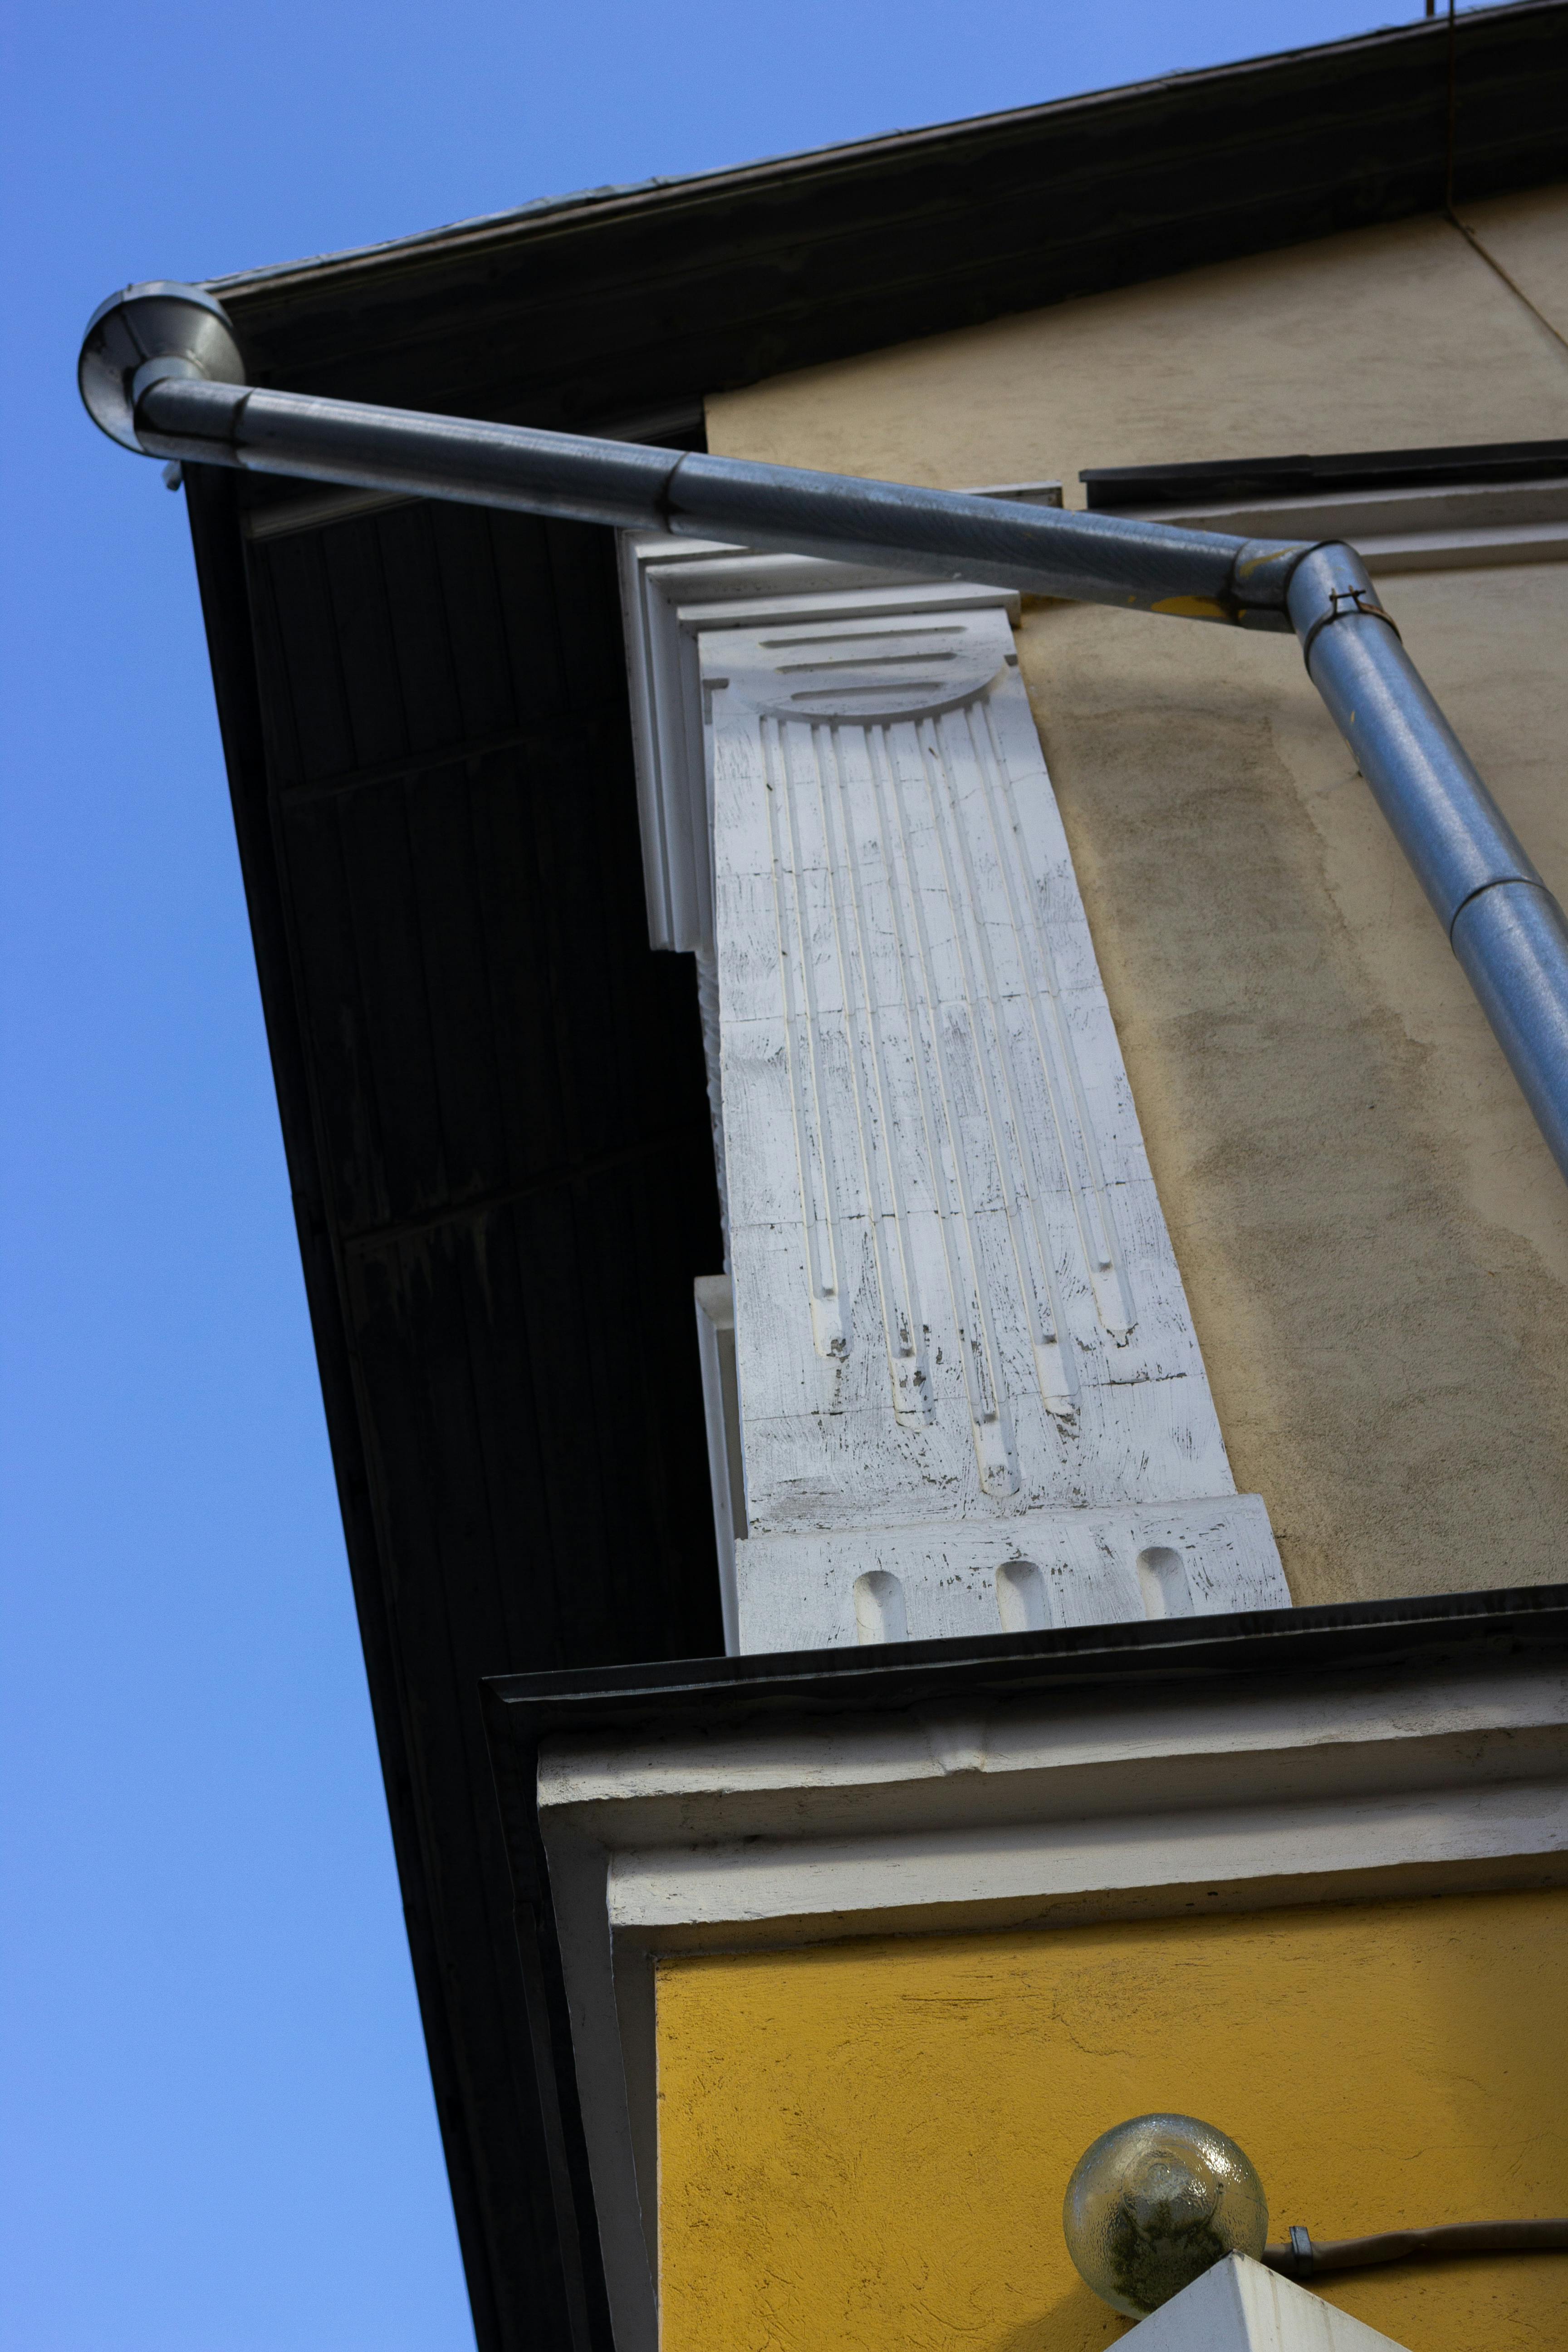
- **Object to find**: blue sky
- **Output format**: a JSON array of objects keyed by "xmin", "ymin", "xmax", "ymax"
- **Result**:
[{"xmin": 0, "ymin": 5, "xmax": 1436, "ymax": 2346}]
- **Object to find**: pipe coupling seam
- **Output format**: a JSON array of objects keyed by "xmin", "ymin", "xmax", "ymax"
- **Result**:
[
  {"xmin": 1228, "ymin": 536, "xmax": 1337, "ymax": 626},
  {"xmin": 133, "ymin": 372, "xmax": 252, "ymax": 462},
  {"xmin": 226, "ymin": 386, "xmax": 257, "ymax": 462},
  {"xmin": 1447, "ymin": 872, "xmax": 1561, "ymax": 947},
  {"xmin": 1232, "ymin": 536, "xmax": 1363, "ymax": 630},
  {"xmin": 1299, "ymin": 580, "xmax": 1401, "ymax": 672},
  {"xmin": 657, "ymin": 449, "xmax": 694, "ymax": 528}
]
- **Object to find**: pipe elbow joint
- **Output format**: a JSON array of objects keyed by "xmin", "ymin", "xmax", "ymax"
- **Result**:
[
  {"xmin": 1224, "ymin": 537, "xmax": 1401, "ymax": 648},
  {"xmin": 1227, "ymin": 536, "xmax": 1318, "ymax": 632},
  {"xmin": 79, "ymin": 282, "xmax": 247, "ymax": 453}
]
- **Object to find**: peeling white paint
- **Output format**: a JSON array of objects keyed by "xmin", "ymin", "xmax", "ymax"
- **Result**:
[{"xmin": 620, "ymin": 539, "xmax": 1289, "ymax": 1651}]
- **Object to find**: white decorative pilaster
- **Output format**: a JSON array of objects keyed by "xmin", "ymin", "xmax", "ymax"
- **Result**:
[{"xmin": 620, "ymin": 531, "xmax": 1288, "ymax": 1652}]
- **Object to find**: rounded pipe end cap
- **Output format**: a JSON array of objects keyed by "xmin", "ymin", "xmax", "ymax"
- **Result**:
[{"xmin": 79, "ymin": 283, "xmax": 245, "ymax": 451}]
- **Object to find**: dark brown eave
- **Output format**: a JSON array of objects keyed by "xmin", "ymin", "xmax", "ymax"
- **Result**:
[
  {"xmin": 203, "ymin": 22, "xmax": 1487, "ymax": 304},
  {"xmin": 208, "ymin": 2, "xmax": 1568, "ymax": 447}
]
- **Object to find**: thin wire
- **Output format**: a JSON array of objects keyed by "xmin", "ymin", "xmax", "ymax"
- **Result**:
[
  {"xmin": 1444, "ymin": 0, "xmax": 1458, "ymax": 211},
  {"xmin": 1446, "ymin": 216, "xmax": 1568, "ymax": 356},
  {"xmin": 1441, "ymin": 0, "xmax": 1568, "ymax": 358}
]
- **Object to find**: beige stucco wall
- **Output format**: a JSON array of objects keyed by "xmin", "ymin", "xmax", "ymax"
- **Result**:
[
  {"xmin": 706, "ymin": 190, "xmax": 1568, "ymax": 493},
  {"xmin": 707, "ymin": 192, "xmax": 1568, "ymax": 1605}
]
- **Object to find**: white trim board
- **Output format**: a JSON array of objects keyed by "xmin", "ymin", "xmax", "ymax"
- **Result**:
[
  {"xmin": 534, "ymin": 1656, "xmax": 1568, "ymax": 2352},
  {"xmin": 1126, "ymin": 2255, "xmax": 1409, "ymax": 2349}
]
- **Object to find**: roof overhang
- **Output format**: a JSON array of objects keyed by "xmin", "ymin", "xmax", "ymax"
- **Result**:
[
  {"xmin": 158, "ymin": 10, "xmax": 1568, "ymax": 2347},
  {"xmin": 210, "ymin": 4, "xmax": 1568, "ymax": 444}
]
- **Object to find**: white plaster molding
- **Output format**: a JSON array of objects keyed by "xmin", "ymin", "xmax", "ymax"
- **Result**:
[
  {"xmin": 617, "ymin": 533, "xmax": 1023, "ymax": 955},
  {"xmin": 1125, "ymin": 2255, "xmax": 1409, "ymax": 2349},
  {"xmin": 735, "ymin": 1498, "xmax": 1284, "ymax": 1649},
  {"xmin": 534, "ymin": 1659, "xmax": 1568, "ymax": 2351},
  {"xmin": 618, "ymin": 533, "xmax": 1289, "ymax": 1653}
]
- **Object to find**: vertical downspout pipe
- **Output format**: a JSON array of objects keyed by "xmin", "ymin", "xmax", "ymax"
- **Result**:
[
  {"xmin": 1286, "ymin": 542, "xmax": 1568, "ymax": 1174},
  {"xmin": 79, "ymin": 283, "xmax": 1568, "ymax": 1187}
]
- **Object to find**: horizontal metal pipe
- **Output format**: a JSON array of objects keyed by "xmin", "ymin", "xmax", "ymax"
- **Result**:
[
  {"xmin": 139, "ymin": 377, "xmax": 684, "ymax": 528},
  {"xmin": 79, "ymin": 282, "xmax": 1568, "ymax": 1190},
  {"xmin": 130, "ymin": 373, "xmax": 1306, "ymax": 627}
]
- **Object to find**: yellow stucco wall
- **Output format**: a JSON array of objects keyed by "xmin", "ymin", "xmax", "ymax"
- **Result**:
[
  {"xmin": 655, "ymin": 1890, "xmax": 1568, "ymax": 2352},
  {"xmin": 706, "ymin": 192, "xmax": 1568, "ymax": 1606}
]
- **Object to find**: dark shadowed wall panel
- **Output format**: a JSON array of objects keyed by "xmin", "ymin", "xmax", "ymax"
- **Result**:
[{"xmin": 187, "ymin": 468, "xmax": 721, "ymax": 2352}]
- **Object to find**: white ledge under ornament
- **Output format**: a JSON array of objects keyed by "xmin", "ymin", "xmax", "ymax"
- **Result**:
[
  {"xmin": 1123, "ymin": 2255, "xmax": 1408, "ymax": 2349},
  {"xmin": 619, "ymin": 529, "xmax": 1289, "ymax": 1653}
]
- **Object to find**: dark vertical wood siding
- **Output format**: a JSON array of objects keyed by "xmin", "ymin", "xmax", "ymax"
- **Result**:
[
  {"xmin": 188, "ymin": 468, "xmax": 721, "ymax": 2352},
  {"xmin": 248, "ymin": 500, "xmax": 723, "ymax": 1667}
]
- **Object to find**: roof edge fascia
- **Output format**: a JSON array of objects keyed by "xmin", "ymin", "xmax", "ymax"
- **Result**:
[{"xmin": 205, "ymin": 2, "xmax": 1562, "ymax": 310}]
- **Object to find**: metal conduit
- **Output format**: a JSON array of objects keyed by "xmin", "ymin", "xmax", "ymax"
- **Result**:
[
  {"xmin": 80, "ymin": 283, "xmax": 1568, "ymax": 1186},
  {"xmin": 1263, "ymin": 2216, "xmax": 1568, "ymax": 2280}
]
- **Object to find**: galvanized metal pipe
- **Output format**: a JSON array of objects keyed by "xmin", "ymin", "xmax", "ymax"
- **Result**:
[
  {"xmin": 1288, "ymin": 543, "xmax": 1568, "ymax": 1173},
  {"xmin": 132, "ymin": 373, "xmax": 1308, "ymax": 627},
  {"xmin": 79, "ymin": 282, "xmax": 1568, "ymax": 1185}
]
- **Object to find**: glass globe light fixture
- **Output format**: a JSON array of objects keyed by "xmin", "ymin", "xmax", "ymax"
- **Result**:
[{"xmin": 1063, "ymin": 2112, "xmax": 1269, "ymax": 2318}]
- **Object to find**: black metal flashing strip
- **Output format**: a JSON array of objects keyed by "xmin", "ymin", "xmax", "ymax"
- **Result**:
[
  {"xmin": 1083, "ymin": 435, "xmax": 1568, "ymax": 512},
  {"xmin": 483, "ymin": 1581, "xmax": 1568, "ymax": 1747}
]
